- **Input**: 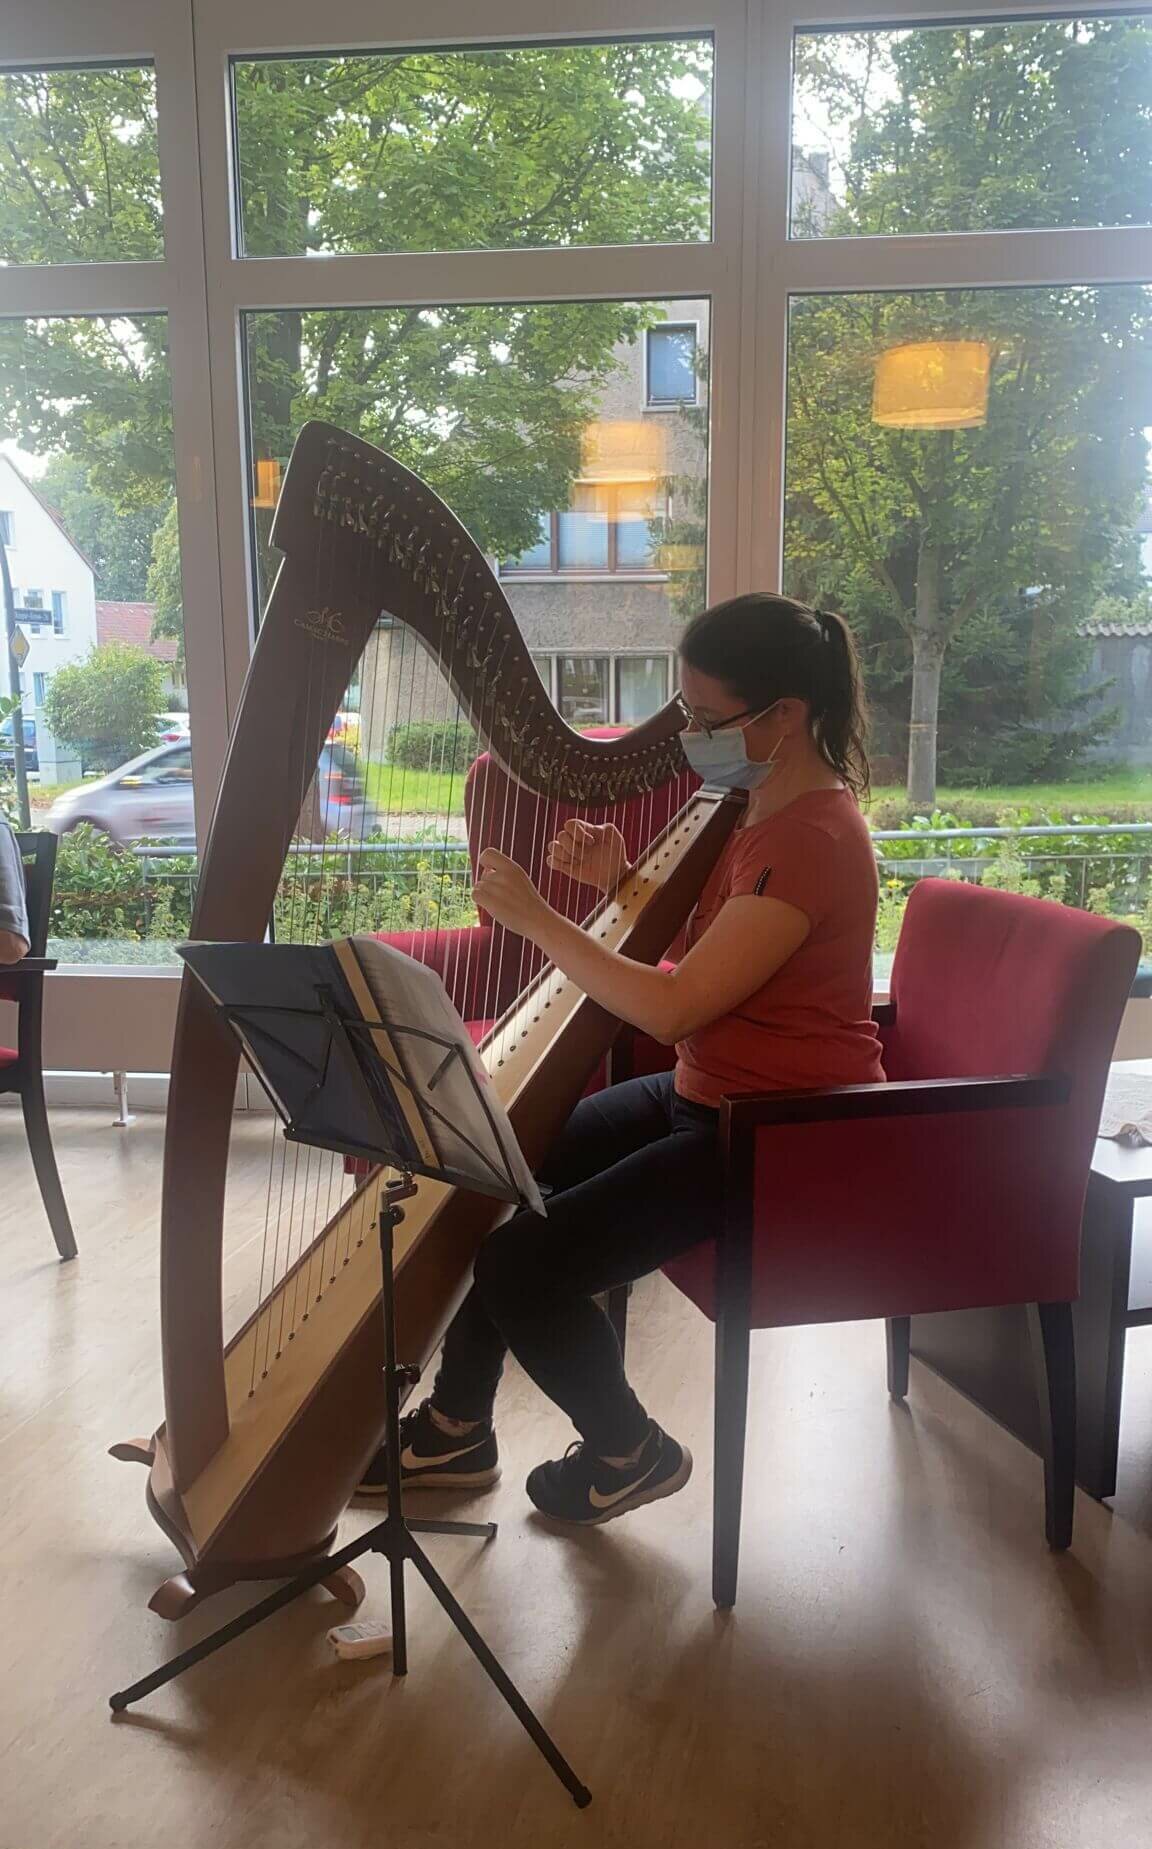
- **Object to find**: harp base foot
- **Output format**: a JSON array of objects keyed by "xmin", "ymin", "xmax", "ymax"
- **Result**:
[
  {"xmin": 109, "ymin": 1437, "xmax": 156, "ymax": 1466},
  {"xmin": 322, "ymin": 1565, "xmax": 366, "ymax": 1610},
  {"xmin": 148, "ymin": 1573, "xmax": 203, "ymax": 1620}
]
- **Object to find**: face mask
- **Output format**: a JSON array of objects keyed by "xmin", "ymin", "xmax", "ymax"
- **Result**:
[{"xmin": 679, "ymin": 707, "xmax": 782, "ymax": 792}]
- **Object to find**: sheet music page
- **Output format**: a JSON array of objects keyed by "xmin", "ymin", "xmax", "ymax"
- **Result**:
[
  {"xmin": 1099, "ymin": 1070, "xmax": 1152, "ymax": 1144},
  {"xmin": 346, "ymin": 936, "xmax": 545, "ymax": 1213}
]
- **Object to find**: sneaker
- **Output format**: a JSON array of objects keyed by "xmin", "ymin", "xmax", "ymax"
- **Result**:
[
  {"xmin": 525, "ymin": 1421, "xmax": 692, "ymax": 1526},
  {"xmin": 356, "ymin": 1398, "xmax": 500, "ymax": 1496}
]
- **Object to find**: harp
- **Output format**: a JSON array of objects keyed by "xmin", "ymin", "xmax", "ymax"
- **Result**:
[{"xmin": 113, "ymin": 421, "xmax": 741, "ymax": 1618}]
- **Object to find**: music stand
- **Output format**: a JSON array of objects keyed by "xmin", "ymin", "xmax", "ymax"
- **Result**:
[{"xmin": 109, "ymin": 937, "xmax": 591, "ymax": 1810}]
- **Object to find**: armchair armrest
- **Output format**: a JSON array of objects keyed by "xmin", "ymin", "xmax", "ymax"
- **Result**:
[
  {"xmin": 3, "ymin": 958, "xmax": 57, "ymax": 974},
  {"xmin": 722, "ymin": 1072, "xmax": 1068, "ymax": 1139}
]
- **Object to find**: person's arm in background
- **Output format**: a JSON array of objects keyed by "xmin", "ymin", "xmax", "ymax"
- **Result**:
[{"xmin": 0, "ymin": 820, "xmax": 30, "ymax": 965}]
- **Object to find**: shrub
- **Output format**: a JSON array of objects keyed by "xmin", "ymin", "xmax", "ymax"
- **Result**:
[
  {"xmin": 387, "ymin": 721, "xmax": 478, "ymax": 776},
  {"xmin": 43, "ymin": 642, "xmax": 165, "ymax": 772}
]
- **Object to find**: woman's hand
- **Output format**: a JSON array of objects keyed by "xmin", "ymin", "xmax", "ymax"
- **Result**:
[
  {"xmin": 474, "ymin": 849, "xmax": 552, "ymax": 937},
  {"xmin": 545, "ymin": 820, "xmax": 629, "ymax": 893}
]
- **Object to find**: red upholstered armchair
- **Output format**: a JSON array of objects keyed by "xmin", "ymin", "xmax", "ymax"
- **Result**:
[
  {"xmin": 0, "ymin": 832, "xmax": 76, "ymax": 1260},
  {"xmin": 637, "ymin": 879, "xmax": 1139, "ymax": 1607}
]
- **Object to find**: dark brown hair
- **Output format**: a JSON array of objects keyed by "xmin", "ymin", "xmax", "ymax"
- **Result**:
[{"xmin": 679, "ymin": 591, "xmax": 870, "ymax": 799}]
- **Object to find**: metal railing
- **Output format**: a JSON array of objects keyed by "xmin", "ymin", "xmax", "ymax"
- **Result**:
[{"xmin": 50, "ymin": 820, "xmax": 1152, "ymax": 944}]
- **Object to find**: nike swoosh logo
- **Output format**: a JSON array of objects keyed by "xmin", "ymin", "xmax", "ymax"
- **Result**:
[
  {"xmin": 400, "ymin": 1441, "xmax": 481, "ymax": 1470},
  {"xmin": 588, "ymin": 1458, "xmax": 661, "ymax": 1510}
]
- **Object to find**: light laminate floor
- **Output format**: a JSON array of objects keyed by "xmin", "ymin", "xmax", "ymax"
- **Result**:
[{"xmin": 2, "ymin": 1107, "xmax": 1152, "ymax": 1849}]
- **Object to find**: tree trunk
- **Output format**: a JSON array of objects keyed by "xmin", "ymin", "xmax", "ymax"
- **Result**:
[
  {"xmin": 906, "ymin": 527, "xmax": 946, "ymax": 808},
  {"xmin": 907, "ymin": 630, "xmax": 945, "ymax": 808}
]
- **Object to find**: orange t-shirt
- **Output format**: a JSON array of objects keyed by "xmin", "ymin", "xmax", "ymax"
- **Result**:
[{"xmin": 675, "ymin": 788, "xmax": 884, "ymax": 1107}]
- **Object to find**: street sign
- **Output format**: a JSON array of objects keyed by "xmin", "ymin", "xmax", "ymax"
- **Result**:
[{"xmin": 9, "ymin": 625, "xmax": 29, "ymax": 667}]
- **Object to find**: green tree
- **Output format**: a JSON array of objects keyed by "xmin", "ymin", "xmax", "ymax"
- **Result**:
[
  {"xmin": 788, "ymin": 21, "xmax": 1152, "ymax": 802},
  {"xmin": 0, "ymin": 48, "xmax": 712, "ymax": 607},
  {"xmin": 44, "ymin": 642, "xmax": 164, "ymax": 771},
  {"xmin": 38, "ymin": 454, "xmax": 165, "ymax": 601},
  {"xmin": 146, "ymin": 500, "xmax": 182, "ymax": 656}
]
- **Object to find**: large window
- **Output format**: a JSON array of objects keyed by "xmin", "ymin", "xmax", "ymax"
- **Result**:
[
  {"xmin": 2, "ymin": 1, "xmax": 1147, "ymax": 1057},
  {"xmin": 0, "ymin": 64, "xmax": 163, "ymax": 263},
  {"xmin": 231, "ymin": 40, "xmax": 713, "ymax": 257},
  {"xmin": 791, "ymin": 15, "xmax": 1152, "ymax": 239},
  {"xmin": 0, "ymin": 315, "xmax": 191, "ymax": 963}
]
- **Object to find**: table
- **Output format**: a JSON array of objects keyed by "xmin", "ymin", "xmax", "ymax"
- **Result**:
[{"xmin": 909, "ymin": 1058, "xmax": 1152, "ymax": 1501}]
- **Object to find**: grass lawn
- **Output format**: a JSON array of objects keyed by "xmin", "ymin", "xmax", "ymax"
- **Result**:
[
  {"xmin": 361, "ymin": 761, "xmax": 1152, "ymax": 823},
  {"xmin": 871, "ymin": 771, "xmax": 1152, "ymax": 817},
  {"xmin": 364, "ymin": 763, "xmax": 467, "ymax": 817}
]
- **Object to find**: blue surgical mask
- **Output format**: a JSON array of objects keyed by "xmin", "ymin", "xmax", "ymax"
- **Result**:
[{"xmin": 679, "ymin": 707, "xmax": 782, "ymax": 792}]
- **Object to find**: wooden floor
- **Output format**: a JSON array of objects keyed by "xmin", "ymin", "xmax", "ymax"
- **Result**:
[{"xmin": 3, "ymin": 1109, "xmax": 1152, "ymax": 1849}]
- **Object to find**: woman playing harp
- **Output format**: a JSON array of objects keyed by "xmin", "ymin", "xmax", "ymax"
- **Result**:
[{"xmin": 356, "ymin": 592, "xmax": 883, "ymax": 1526}]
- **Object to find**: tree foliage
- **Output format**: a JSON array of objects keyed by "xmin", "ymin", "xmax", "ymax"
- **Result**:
[
  {"xmin": 0, "ymin": 47, "xmax": 712, "ymax": 610},
  {"xmin": 38, "ymin": 454, "xmax": 164, "ymax": 601},
  {"xmin": 146, "ymin": 500, "xmax": 182, "ymax": 654},
  {"xmin": 44, "ymin": 642, "xmax": 164, "ymax": 769},
  {"xmin": 788, "ymin": 19, "xmax": 1152, "ymax": 799}
]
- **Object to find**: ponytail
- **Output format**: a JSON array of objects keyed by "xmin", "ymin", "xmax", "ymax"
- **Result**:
[
  {"xmin": 811, "ymin": 607, "xmax": 870, "ymax": 801},
  {"xmin": 679, "ymin": 592, "xmax": 870, "ymax": 799}
]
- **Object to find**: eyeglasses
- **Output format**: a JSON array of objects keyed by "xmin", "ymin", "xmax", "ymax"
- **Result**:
[{"xmin": 672, "ymin": 691, "xmax": 769, "ymax": 741}]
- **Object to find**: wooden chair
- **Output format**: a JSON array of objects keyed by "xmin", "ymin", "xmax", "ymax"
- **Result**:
[
  {"xmin": 0, "ymin": 831, "xmax": 76, "ymax": 1260},
  {"xmin": 619, "ymin": 880, "xmax": 1139, "ymax": 1606}
]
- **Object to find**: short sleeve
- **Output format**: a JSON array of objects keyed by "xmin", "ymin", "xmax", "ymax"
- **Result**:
[
  {"xmin": 0, "ymin": 823, "xmax": 28, "ymax": 942},
  {"xmin": 726, "ymin": 817, "xmax": 836, "ymax": 928}
]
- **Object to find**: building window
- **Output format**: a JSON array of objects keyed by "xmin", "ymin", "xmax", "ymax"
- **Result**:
[
  {"xmin": 23, "ymin": 587, "xmax": 44, "ymax": 610},
  {"xmin": 0, "ymin": 511, "xmax": 13, "ymax": 545},
  {"xmin": 616, "ymin": 655, "xmax": 670, "ymax": 725},
  {"xmin": 33, "ymin": 672, "xmax": 49, "ymax": 706},
  {"xmin": 506, "ymin": 484, "xmax": 666, "ymax": 575},
  {"xmin": 558, "ymin": 656, "xmax": 610, "ymax": 728},
  {"xmin": 530, "ymin": 654, "xmax": 554, "ymax": 701},
  {"xmin": 533, "ymin": 653, "xmax": 672, "ymax": 727},
  {"xmin": 51, "ymin": 590, "xmax": 66, "ymax": 635},
  {"xmin": 646, "ymin": 324, "xmax": 698, "ymax": 405}
]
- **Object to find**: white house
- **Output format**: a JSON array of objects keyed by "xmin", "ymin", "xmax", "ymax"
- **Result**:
[{"xmin": 0, "ymin": 452, "xmax": 98, "ymax": 781}]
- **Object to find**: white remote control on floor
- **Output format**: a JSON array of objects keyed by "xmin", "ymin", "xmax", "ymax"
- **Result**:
[{"xmin": 327, "ymin": 1622, "xmax": 393, "ymax": 1661}]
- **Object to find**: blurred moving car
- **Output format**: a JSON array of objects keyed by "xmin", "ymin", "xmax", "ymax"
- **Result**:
[
  {"xmin": 44, "ymin": 739, "xmax": 379, "ymax": 849},
  {"xmin": 155, "ymin": 712, "xmax": 191, "ymax": 745}
]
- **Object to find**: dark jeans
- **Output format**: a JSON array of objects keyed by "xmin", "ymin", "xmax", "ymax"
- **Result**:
[{"xmin": 432, "ymin": 1071, "xmax": 720, "ymax": 1455}]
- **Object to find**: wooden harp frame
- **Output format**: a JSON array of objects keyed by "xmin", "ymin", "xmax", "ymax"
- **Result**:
[{"xmin": 114, "ymin": 421, "xmax": 742, "ymax": 1617}]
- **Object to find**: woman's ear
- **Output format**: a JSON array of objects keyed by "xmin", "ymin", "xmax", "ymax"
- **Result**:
[{"xmin": 771, "ymin": 696, "xmax": 808, "ymax": 736}]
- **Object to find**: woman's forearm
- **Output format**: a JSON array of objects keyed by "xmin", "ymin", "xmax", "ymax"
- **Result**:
[{"xmin": 531, "ymin": 908, "xmax": 683, "ymax": 1044}]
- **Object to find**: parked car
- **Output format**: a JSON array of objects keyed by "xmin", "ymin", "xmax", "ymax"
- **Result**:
[
  {"xmin": 44, "ymin": 739, "xmax": 379, "ymax": 850},
  {"xmin": 0, "ymin": 715, "xmax": 39, "ymax": 775}
]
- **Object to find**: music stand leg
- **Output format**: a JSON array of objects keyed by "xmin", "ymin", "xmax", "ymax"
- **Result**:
[{"xmin": 108, "ymin": 1193, "xmax": 591, "ymax": 1810}]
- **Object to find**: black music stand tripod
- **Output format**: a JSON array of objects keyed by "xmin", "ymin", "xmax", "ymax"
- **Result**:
[{"xmin": 109, "ymin": 974, "xmax": 591, "ymax": 1810}]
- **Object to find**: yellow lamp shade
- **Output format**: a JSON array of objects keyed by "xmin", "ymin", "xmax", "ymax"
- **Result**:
[
  {"xmin": 251, "ymin": 456, "xmax": 283, "ymax": 508},
  {"xmin": 580, "ymin": 419, "xmax": 667, "ymax": 482},
  {"xmin": 872, "ymin": 340, "xmax": 991, "ymax": 430}
]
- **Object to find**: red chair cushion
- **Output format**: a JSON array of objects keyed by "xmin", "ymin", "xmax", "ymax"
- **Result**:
[{"xmin": 0, "ymin": 1046, "xmax": 16, "ymax": 1067}]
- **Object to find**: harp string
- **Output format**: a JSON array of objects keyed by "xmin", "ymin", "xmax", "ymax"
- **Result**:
[{"xmin": 239, "ymin": 454, "xmax": 688, "ymax": 1396}]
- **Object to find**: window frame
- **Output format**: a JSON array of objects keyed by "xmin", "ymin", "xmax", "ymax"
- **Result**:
[{"xmin": 1, "ymin": 0, "xmax": 1146, "ymax": 1067}]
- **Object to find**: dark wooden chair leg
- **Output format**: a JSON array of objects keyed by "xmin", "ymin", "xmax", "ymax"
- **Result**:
[
  {"xmin": 1027, "ymin": 1300, "xmax": 1076, "ymax": 1551},
  {"xmin": 605, "ymin": 1283, "xmax": 630, "ymax": 1359},
  {"xmin": 886, "ymin": 1315, "xmax": 911, "ymax": 1400},
  {"xmin": 20, "ymin": 1071, "xmax": 77, "ymax": 1261},
  {"xmin": 712, "ymin": 1293, "xmax": 751, "ymax": 1609}
]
